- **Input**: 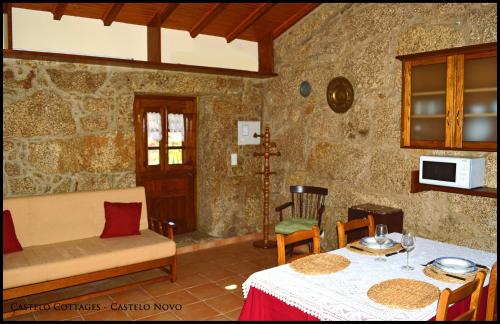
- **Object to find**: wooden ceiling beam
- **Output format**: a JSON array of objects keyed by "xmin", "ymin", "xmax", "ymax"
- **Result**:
[
  {"xmin": 147, "ymin": 26, "xmax": 161, "ymax": 63},
  {"xmin": 3, "ymin": 49, "xmax": 278, "ymax": 78},
  {"xmin": 271, "ymin": 3, "xmax": 320, "ymax": 39},
  {"xmin": 5, "ymin": 3, "xmax": 12, "ymax": 50},
  {"xmin": 102, "ymin": 3, "xmax": 125, "ymax": 26},
  {"xmin": 52, "ymin": 3, "xmax": 67, "ymax": 21},
  {"xmin": 149, "ymin": 3, "xmax": 179, "ymax": 28},
  {"xmin": 8, "ymin": 3, "xmax": 320, "ymax": 42},
  {"xmin": 258, "ymin": 33, "xmax": 274, "ymax": 74},
  {"xmin": 226, "ymin": 3, "xmax": 274, "ymax": 43},
  {"xmin": 3, "ymin": 2, "xmax": 11, "ymax": 15},
  {"xmin": 189, "ymin": 3, "xmax": 227, "ymax": 38}
]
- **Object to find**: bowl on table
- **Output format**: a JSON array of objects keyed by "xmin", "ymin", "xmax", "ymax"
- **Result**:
[
  {"xmin": 360, "ymin": 236, "xmax": 396, "ymax": 249},
  {"xmin": 432, "ymin": 257, "xmax": 477, "ymax": 274}
]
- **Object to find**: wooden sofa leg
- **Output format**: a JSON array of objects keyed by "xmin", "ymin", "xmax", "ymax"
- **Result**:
[{"xmin": 170, "ymin": 256, "xmax": 177, "ymax": 282}]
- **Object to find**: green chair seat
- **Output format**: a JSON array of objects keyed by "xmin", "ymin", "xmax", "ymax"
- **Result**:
[{"xmin": 275, "ymin": 218, "xmax": 318, "ymax": 235}]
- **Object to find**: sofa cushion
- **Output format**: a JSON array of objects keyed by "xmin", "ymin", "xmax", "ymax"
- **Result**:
[
  {"xmin": 101, "ymin": 202, "xmax": 142, "ymax": 238},
  {"xmin": 3, "ymin": 229, "xmax": 175, "ymax": 289},
  {"xmin": 3, "ymin": 210, "xmax": 23, "ymax": 254}
]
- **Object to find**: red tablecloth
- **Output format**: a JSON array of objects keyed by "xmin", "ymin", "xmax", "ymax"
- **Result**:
[{"xmin": 239, "ymin": 285, "xmax": 489, "ymax": 321}]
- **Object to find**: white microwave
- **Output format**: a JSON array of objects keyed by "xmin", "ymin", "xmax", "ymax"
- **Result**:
[{"xmin": 419, "ymin": 156, "xmax": 485, "ymax": 189}]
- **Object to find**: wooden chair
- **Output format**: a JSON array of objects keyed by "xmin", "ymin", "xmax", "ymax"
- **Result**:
[
  {"xmin": 275, "ymin": 186, "xmax": 328, "ymax": 254},
  {"xmin": 275, "ymin": 186, "xmax": 328, "ymax": 226},
  {"xmin": 336, "ymin": 215, "xmax": 375, "ymax": 248},
  {"xmin": 277, "ymin": 225, "xmax": 320, "ymax": 265},
  {"xmin": 435, "ymin": 270, "xmax": 486, "ymax": 321},
  {"xmin": 486, "ymin": 261, "xmax": 497, "ymax": 321}
]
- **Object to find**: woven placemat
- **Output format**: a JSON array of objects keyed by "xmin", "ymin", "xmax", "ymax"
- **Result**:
[
  {"xmin": 347, "ymin": 240, "xmax": 403, "ymax": 256},
  {"xmin": 290, "ymin": 253, "xmax": 351, "ymax": 275},
  {"xmin": 367, "ymin": 279, "xmax": 439, "ymax": 310},
  {"xmin": 423, "ymin": 265, "xmax": 487, "ymax": 284}
]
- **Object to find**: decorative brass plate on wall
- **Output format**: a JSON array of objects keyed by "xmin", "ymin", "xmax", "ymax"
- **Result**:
[{"xmin": 326, "ymin": 77, "xmax": 354, "ymax": 113}]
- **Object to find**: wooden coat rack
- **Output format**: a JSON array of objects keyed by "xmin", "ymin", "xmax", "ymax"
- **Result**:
[{"xmin": 253, "ymin": 126, "xmax": 280, "ymax": 249}]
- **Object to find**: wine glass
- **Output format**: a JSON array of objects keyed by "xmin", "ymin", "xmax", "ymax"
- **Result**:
[
  {"xmin": 374, "ymin": 224, "xmax": 388, "ymax": 262},
  {"xmin": 401, "ymin": 232, "xmax": 416, "ymax": 270}
]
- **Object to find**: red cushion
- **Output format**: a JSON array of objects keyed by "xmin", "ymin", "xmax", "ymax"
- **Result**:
[
  {"xmin": 100, "ymin": 202, "xmax": 142, "ymax": 238},
  {"xmin": 3, "ymin": 210, "xmax": 23, "ymax": 254}
]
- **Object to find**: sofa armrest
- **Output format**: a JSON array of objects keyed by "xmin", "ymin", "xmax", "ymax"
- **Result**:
[
  {"xmin": 149, "ymin": 217, "xmax": 176, "ymax": 241},
  {"xmin": 164, "ymin": 221, "xmax": 175, "ymax": 241}
]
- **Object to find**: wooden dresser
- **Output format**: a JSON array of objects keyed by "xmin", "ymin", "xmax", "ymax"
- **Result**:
[{"xmin": 347, "ymin": 203, "xmax": 404, "ymax": 243}]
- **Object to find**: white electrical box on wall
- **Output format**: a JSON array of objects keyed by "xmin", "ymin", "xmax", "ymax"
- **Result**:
[{"xmin": 238, "ymin": 121, "xmax": 261, "ymax": 145}]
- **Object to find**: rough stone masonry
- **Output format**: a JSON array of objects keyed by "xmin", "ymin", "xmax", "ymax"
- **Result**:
[{"xmin": 3, "ymin": 3, "xmax": 497, "ymax": 251}]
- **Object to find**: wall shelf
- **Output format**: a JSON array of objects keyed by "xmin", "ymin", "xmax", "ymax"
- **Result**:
[
  {"xmin": 410, "ymin": 170, "xmax": 497, "ymax": 198},
  {"xmin": 412, "ymin": 90, "xmax": 446, "ymax": 96},
  {"xmin": 464, "ymin": 87, "xmax": 497, "ymax": 93},
  {"xmin": 411, "ymin": 114, "xmax": 446, "ymax": 119},
  {"xmin": 413, "ymin": 87, "xmax": 497, "ymax": 96},
  {"xmin": 411, "ymin": 113, "xmax": 497, "ymax": 119},
  {"xmin": 463, "ymin": 113, "xmax": 497, "ymax": 118}
]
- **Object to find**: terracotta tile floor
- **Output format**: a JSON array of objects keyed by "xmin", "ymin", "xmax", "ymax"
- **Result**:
[
  {"xmin": 175, "ymin": 231, "xmax": 219, "ymax": 248},
  {"xmin": 4, "ymin": 241, "xmax": 277, "ymax": 321}
]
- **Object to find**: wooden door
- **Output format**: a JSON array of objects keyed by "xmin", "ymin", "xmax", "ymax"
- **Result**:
[{"xmin": 134, "ymin": 95, "xmax": 197, "ymax": 235}]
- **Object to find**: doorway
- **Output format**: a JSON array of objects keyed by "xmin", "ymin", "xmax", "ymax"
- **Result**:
[{"xmin": 134, "ymin": 94, "xmax": 197, "ymax": 235}]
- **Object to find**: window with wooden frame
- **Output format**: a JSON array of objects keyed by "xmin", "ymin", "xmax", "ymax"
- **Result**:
[
  {"xmin": 134, "ymin": 96, "xmax": 196, "ymax": 174},
  {"xmin": 397, "ymin": 42, "xmax": 497, "ymax": 152}
]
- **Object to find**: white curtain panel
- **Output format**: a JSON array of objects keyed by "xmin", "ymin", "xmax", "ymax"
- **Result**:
[
  {"xmin": 147, "ymin": 112, "xmax": 162, "ymax": 142},
  {"xmin": 168, "ymin": 113, "xmax": 185, "ymax": 142}
]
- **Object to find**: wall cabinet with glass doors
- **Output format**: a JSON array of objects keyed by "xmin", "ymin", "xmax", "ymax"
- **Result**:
[{"xmin": 397, "ymin": 42, "xmax": 497, "ymax": 151}]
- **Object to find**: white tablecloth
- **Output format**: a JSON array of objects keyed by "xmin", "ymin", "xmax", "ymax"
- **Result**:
[{"xmin": 242, "ymin": 233, "xmax": 497, "ymax": 321}]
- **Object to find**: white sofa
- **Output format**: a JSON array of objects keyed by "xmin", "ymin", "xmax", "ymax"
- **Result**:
[{"xmin": 3, "ymin": 186, "xmax": 176, "ymax": 317}]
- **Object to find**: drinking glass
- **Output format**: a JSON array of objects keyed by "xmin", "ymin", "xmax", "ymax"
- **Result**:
[
  {"xmin": 374, "ymin": 224, "xmax": 388, "ymax": 262},
  {"xmin": 401, "ymin": 232, "xmax": 416, "ymax": 270}
]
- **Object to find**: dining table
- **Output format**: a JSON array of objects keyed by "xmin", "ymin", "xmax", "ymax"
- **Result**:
[{"xmin": 239, "ymin": 232, "xmax": 497, "ymax": 321}]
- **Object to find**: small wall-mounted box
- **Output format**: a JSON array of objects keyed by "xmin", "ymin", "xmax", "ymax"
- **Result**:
[{"xmin": 238, "ymin": 121, "xmax": 261, "ymax": 145}]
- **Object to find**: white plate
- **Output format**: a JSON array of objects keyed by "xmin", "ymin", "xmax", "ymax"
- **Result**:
[
  {"xmin": 432, "ymin": 257, "xmax": 477, "ymax": 274},
  {"xmin": 360, "ymin": 236, "xmax": 395, "ymax": 249}
]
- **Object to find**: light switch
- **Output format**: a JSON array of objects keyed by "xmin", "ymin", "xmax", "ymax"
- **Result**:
[
  {"xmin": 231, "ymin": 153, "xmax": 238, "ymax": 166},
  {"xmin": 237, "ymin": 121, "xmax": 261, "ymax": 145}
]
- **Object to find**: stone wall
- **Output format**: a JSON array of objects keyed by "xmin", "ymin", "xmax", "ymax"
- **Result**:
[
  {"xmin": 264, "ymin": 3, "xmax": 497, "ymax": 252},
  {"xmin": 3, "ymin": 60, "xmax": 265, "ymax": 238},
  {"xmin": 3, "ymin": 3, "xmax": 497, "ymax": 249}
]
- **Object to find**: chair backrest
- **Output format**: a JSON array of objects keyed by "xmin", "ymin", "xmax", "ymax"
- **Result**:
[
  {"xmin": 289, "ymin": 186, "xmax": 328, "ymax": 221},
  {"xmin": 486, "ymin": 262, "xmax": 497, "ymax": 321},
  {"xmin": 3, "ymin": 187, "xmax": 149, "ymax": 247},
  {"xmin": 277, "ymin": 225, "xmax": 320, "ymax": 266},
  {"xmin": 336, "ymin": 215, "xmax": 375, "ymax": 248},
  {"xmin": 435, "ymin": 270, "xmax": 486, "ymax": 321}
]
